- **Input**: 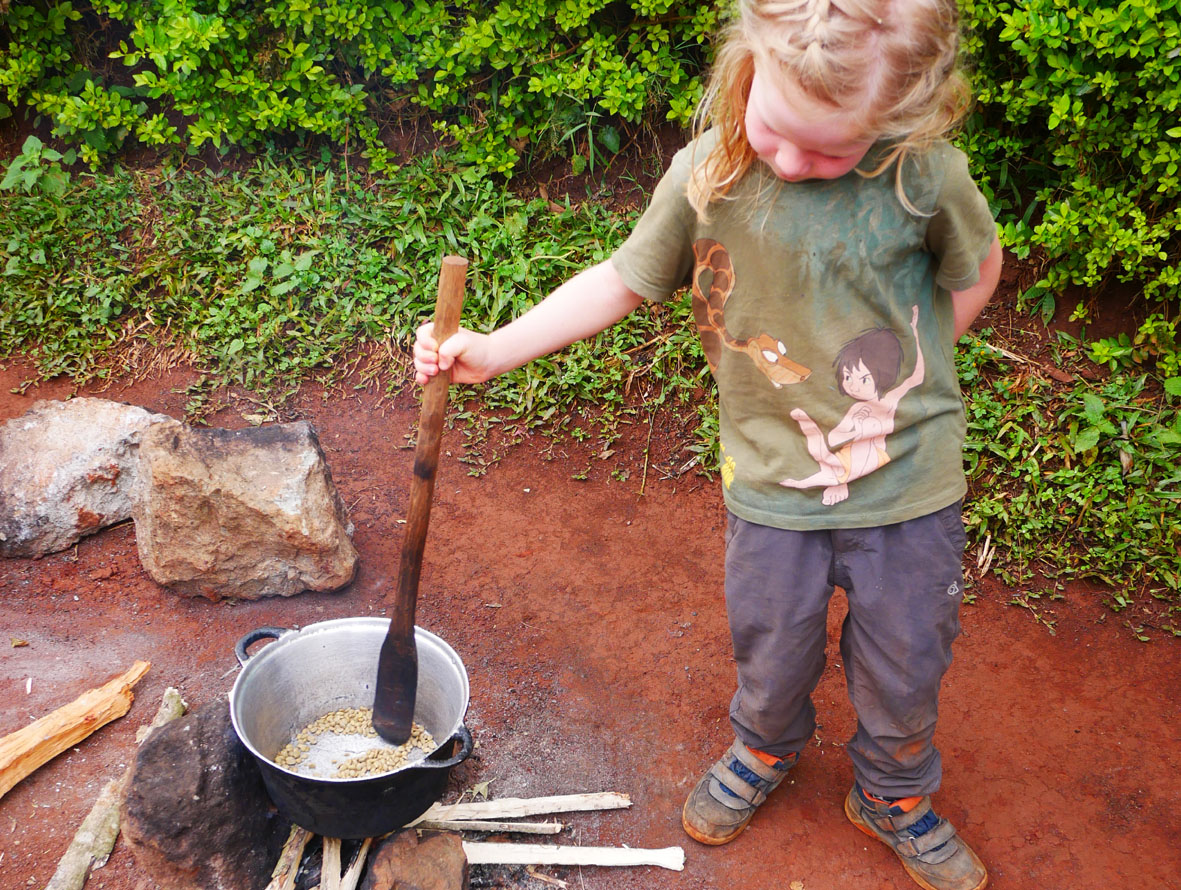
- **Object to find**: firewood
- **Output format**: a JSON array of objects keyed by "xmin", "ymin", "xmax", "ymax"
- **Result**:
[
  {"xmin": 44, "ymin": 687, "xmax": 187, "ymax": 890},
  {"xmin": 415, "ymin": 819, "xmax": 563, "ymax": 835},
  {"xmin": 462, "ymin": 841, "xmax": 685, "ymax": 871},
  {"xmin": 134, "ymin": 687, "xmax": 187, "ymax": 744},
  {"xmin": 266, "ymin": 825, "xmax": 313, "ymax": 890},
  {"xmin": 43, "ymin": 778, "xmax": 122, "ymax": 890},
  {"xmin": 339, "ymin": 837, "xmax": 371, "ymax": 890},
  {"xmin": 320, "ymin": 837, "xmax": 342, "ymax": 890},
  {"xmin": 0, "ymin": 660, "xmax": 150, "ymax": 800},
  {"xmin": 410, "ymin": 791, "xmax": 631, "ymax": 825},
  {"xmin": 525, "ymin": 866, "xmax": 568, "ymax": 888}
]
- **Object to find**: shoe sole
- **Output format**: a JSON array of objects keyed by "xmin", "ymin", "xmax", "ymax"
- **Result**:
[{"xmin": 843, "ymin": 792, "xmax": 989, "ymax": 890}]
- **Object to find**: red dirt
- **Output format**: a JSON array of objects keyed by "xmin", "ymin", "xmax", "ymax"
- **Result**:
[{"xmin": 0, "ymin": 355, "xmax": 1177, "ymax": 890}]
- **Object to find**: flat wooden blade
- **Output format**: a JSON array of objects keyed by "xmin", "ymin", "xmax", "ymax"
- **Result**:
[{"xmin": 372, "ymin": 629, "xmax": 417, "ymax": 743}]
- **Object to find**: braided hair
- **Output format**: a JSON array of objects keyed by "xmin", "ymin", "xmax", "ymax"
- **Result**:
[{"xmin": 688, "ymin": 0, "xmax": 971, "ymax": 216}]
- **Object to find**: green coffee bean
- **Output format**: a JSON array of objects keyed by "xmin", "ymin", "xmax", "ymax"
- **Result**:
[{"xmin": 272, "ymin": 706, "xmax": 437, "ymax": 780}]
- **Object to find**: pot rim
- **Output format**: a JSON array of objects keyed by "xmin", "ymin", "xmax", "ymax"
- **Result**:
[{"xmin": 228, "ymin": 617, "xmax": 469, "ymax": 784}]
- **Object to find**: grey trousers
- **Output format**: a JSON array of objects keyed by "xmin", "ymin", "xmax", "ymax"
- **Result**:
[{"xmin": 724, "ymin": 502, "xmax": 967, "ymax": 798}]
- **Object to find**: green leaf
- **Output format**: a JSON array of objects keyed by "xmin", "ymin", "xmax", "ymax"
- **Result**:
[
  {"xmin": 1081, "ymin": 393, "xmax": 1106, "ymax": 425},
  {"xmin": 1073, "ymin": 426, "xmax": 1101, "ymax": 452},
  {"xmin": 293, "ymin": 250, "xmax": 317, "ymax": 272},
  {"xmin": 0, "ymin": 160, "xmax": 27, "ymax": 191},
  {"xmin": 1164, "ymin": 378, "xmax": 1181, "ymax": 397},
  {"xmin": 40, "ymin": 170, "xmax": 70, "ymax": 196},
  {"xmin": 597, "ymin": 125, "xmax": 621, "ymax": 154}
]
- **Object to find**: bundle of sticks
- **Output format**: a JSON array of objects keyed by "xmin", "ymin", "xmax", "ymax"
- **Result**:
[{"xmin": 268, "ymin": 792, "xmax": 686, "ymax": 890}]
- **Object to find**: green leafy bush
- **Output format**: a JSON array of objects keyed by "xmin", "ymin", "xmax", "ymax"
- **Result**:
[
  {"xmin": 961, "ymin": 0, "xmax": 1180, "ymax": 364},
  {"xmin": 1, "ymin": 1, "xmax": 711, "ymax": 174},
  {"xmin": 3, "ymin": 5, "xmax": 1179, "ymax": 378},
  {"xmin": 2, "ymin": 2, "xmax": 1176, "ymax": 347},
  {"xmin": 0, "ymin": 149, "xmax": 702, "ymax": 406}
]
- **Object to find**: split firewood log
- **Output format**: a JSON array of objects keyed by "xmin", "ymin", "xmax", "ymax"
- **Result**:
[{"xmin": 0, "ymin": 660, "xmax": 150, "ymax": 800}]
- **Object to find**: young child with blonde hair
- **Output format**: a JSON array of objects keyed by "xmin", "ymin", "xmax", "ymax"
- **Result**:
[{"xmin": 414, "ymin": 1, "xmax": 1001, "ymax": 887}]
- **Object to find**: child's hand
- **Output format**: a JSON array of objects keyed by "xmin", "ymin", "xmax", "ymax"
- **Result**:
[{"xmin": 412, "ymin": 322, "xmax": 493, "ymax": 386}]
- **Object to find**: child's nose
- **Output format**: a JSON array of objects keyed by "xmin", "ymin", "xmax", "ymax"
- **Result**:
[{"xmin": 775, "ymin": 143, "xmax": 810, "ymax": 179}]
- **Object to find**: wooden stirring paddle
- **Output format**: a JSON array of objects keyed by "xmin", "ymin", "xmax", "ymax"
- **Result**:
[{"xmin": 373, "ymin": 254, "xmax": 468, "ymax": 743}]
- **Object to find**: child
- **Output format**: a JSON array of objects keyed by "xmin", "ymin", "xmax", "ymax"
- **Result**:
[{"xmin": 413, "ymin": 1, "xmax": 1002, "ymax": 888}]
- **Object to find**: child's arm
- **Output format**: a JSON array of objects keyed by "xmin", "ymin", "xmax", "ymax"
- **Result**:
[
  {"xmin": 413, "ymin": 259, "xmax": 645, "ymax": 385},
  {"xmin": 951, "ymin": 235, "xmax": 1002, "ymax": 340}
]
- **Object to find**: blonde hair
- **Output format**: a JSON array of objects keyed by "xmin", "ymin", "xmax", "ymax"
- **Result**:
[{"xmin": 688, "ymin": 0, "xmax": 972, "ymax": 216}]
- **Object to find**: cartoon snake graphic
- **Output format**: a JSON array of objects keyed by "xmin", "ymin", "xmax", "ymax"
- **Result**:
[{"xmin": 691, "ymin": 239, "xmax": 811, "ymax": 388}]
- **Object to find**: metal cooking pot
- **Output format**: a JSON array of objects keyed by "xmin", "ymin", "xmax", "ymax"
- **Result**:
[{"xmin": 229, "ymin": 618, "xmax": 472, "ymax": 839}]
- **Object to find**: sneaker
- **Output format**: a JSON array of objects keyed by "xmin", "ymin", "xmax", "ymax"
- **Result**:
[
  {"xmin": 844, "ymin": 784, "xmax": 988, "ymax": 890},
  {"xmin": 681, "ymin": 739, "xmax": 797, "ymax": 845}
]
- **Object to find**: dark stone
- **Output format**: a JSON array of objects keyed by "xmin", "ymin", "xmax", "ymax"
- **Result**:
[
  {"xmin": 360, "ymin": 830, "xmax": 469, "ymax": 890},
  {"xmin": 121, "ymin": 696, "xmax": 291, "ymax": 890}
]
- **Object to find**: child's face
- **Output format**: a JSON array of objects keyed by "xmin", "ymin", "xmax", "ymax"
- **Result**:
[{"xmin": 745, "ymin": 64, "xmax": 875, "ymax": 182}]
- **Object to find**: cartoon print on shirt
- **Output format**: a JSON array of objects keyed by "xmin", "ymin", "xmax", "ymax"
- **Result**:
[
  {"xmin": 780, "ymin": 305, "xmax": 924, "ymax": 506},
  {"xmin": 691, "ymin": 239, "xmax": 812, "ymax": 388}
]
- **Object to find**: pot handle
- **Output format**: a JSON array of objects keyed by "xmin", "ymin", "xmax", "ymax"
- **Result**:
[
  {"xmin": 420, "ymin": 725, "xmax": 474, "ymax": 771},
  {"xmin": 234, "ymin": 626, "xmax": 290, "ymax": 666}
]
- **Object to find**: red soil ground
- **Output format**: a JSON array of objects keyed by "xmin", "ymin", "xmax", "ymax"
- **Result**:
[{"xmin": 0, "ymin": 352, "xmax": 1177, "ymax": 890}]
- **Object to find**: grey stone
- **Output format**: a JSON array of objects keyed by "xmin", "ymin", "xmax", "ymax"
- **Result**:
[
  {"xmin": 132, "ymin": 419, "xmax": 358, "ymax": 600},
  {"xmin": 0, "ymin": 398, "xmax": 171, "ymax": 557}
]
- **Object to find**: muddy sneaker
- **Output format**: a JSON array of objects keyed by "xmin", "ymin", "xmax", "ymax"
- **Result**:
[
  {"xmin": 844, "ymin": 785, "xmax": 988, "ymax": 890},
  {"xmin": 681, "ymin": 739, "xmax": 797, "ymax": 845}
]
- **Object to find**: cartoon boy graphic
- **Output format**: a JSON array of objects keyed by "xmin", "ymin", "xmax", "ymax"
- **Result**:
[{"xmin": 780, "ymin": 306, "xmax": 923, "ymax": 505}]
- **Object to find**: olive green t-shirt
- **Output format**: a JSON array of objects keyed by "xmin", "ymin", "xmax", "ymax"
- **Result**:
[{"xmin": 612, "ymin": 133, "xmax": 996, "ymax": 529}]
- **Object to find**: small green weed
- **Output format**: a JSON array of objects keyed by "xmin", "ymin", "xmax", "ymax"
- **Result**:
[
  {"xmin": 960, "ymin": 329, "xmax": 1180, "ymax": 614},
  {"xmin": 0, "ymin": 135, "xmax": 73, "ymax": 195}
]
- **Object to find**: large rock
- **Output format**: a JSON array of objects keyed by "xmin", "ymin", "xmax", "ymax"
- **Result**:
[
  {"xmin": 0, "ymin": 398, "xmax": 171, "ymax": 557},
  {"xmin": 133, "ymin": 420, "xmax": 358, "ymax": 600},
  {"xmin": 121, "ymin": 696, "xmax": 291, "ymax": 890}
]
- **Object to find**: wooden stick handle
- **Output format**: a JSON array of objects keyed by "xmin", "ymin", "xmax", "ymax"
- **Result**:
[{"xmin": 389, "ymin": 254, "xmax": 468, "ymax": 630}]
